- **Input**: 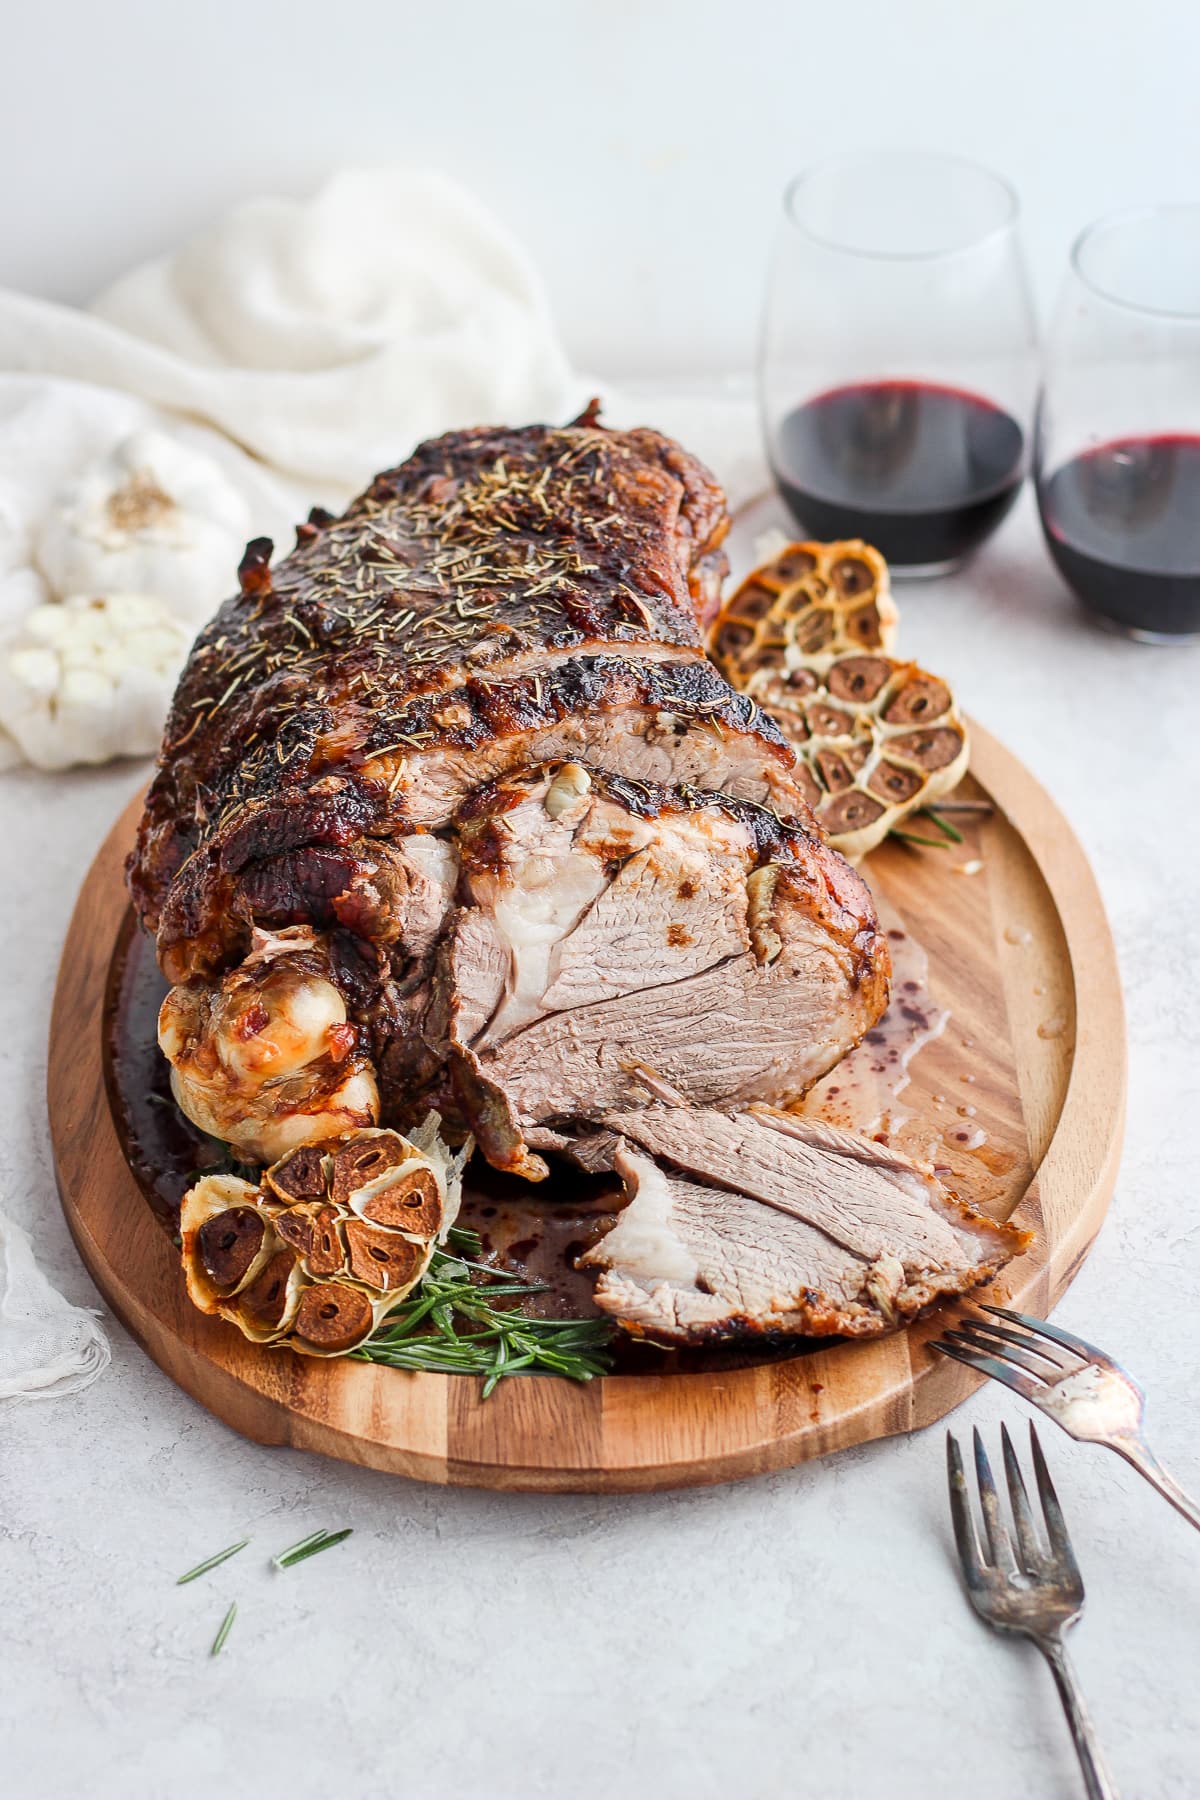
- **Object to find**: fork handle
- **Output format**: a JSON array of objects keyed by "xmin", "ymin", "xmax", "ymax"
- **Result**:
[
  {"xmin": 1036, "ymin": 1636, "xmax": 1120, "ymax": 1800},
  {"xmin": 1115, "ymin": 1436, "xmax": 1200, "ymax": 1535}
]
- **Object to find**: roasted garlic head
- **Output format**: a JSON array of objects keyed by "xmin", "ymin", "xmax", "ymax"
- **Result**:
[
  {"xmin": 709, "ymin": 539, "xmax": 897, "ymax": 676},
  {"xmin": 179, "ymin": 1121, "xmax": 467, "ymax": 1356},
  {"xmin": 708, "ymin": 540, "xmax": 967, "ymax": 860}
]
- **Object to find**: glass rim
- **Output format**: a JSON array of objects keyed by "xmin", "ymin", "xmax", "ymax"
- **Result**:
[
  {"xmin": 1070, "ymin": 204, "xmax": 1200, "ymax": 322},
  {"xmin": 782, "ymin": 149, "xmax": 1020, "ymax": 264}
]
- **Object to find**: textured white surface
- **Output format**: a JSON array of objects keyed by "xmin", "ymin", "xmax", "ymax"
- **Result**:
[{"xmin": 2, "ymin": 422, "xmax": 1199, "ymax": 1800}]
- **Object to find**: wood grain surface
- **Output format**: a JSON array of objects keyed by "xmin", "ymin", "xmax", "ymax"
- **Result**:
[{"xmin": 48, "ymin": 720, "xmax": 1126, "ymax": 1491}]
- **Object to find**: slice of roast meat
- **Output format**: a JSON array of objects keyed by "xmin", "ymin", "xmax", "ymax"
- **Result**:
[
  {"xmin": 136, "ymin": 414, "xmax": 892, "ymax": 1176},
  {"xmin": 382, "ymin": 763, "xmax": 888, "ymax": 1176},
  {"xmin": 576, "ymin": 1106, "xmax": 1030, "ymax": 1343}
]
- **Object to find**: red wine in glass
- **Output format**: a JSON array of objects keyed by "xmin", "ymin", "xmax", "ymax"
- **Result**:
[
  {"xmin": 770, "ymin": 378, "xmax": 1026, "ymax": 570},
  {"xmin": 1037, "ymin": 434, "xmax": 1200, "ymax": 640}
]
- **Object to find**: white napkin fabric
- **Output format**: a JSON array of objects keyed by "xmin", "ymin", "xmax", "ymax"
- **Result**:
[
  {"xmin": 0, "ymin": 167, "xmax": 588, "ymax": 496},
  {"xmin": 0, "ymin": 1214, "xmax": 110, "ymax": 1400}
]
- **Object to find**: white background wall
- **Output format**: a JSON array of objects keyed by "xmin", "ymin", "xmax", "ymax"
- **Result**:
[{"xmin": 2, "ymin": 0, "xmax": 1193, "ymax": 374}]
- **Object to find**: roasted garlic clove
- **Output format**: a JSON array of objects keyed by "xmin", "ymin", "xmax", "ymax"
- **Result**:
[
  {"xmin": 306, "ymin": 1204, "xmax": 347, "ymax": 1278},
  {"xmin": 354, "ymin": 1164, "xmax": 444, "ymax": 1237},
  {"xmin": 291, "ymin": 1282, "xmax": 377, "ymax": 1354},
  {"xmin": 234, "ymin": 1249, "xmax": 305, "ymax": 1340},
  {"xmin": 179, "ymin": 1175, "xmax": 272, "ymax": 1316},
  {"xmin": 195, "ymin": 1207, "xmax": 267, "ymax": 1296},
  {"xmin": 271, "ymin": 1204, "xmax": 318, "ymax": 1259},
  {"xmin": 328, "ymin": 1132, "xmax": 414, "ymax": 1208},
  {"xmin": 265, "ymin": 1143, "xmax": 329, "ymax": 1204},
  {"xmin": 342, "ymin": 1220, "xmax": 424, "ymax": 1292}
]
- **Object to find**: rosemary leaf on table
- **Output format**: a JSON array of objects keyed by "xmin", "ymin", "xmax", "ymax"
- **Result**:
[
  {"xmin": 176, "ymin": 1538, "xmax": 249, "ymax": 1585},
  {"xmin": 210, "ymin": 1602, "xmax": 237, "ymax": 1657},
  {"xmin": 271, "ymin": 1529, "xmax": 328, "ymax": 1566},
  {"xmin": 352, "ymin": 1252, "xmax": 614, "ymax": 1392},
  {"xmin": 273, "ymin": 1529, "xmax": 353, "ymax": 1570}
]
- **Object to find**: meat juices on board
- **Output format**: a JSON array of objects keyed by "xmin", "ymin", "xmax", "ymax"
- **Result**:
[{"xmin": 799, "ymin": 903, "xmax": 948, "ymax": 1141}]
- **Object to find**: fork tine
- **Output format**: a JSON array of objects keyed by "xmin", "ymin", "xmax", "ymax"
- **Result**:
[
  {"xmin": 954, "ymin": 1318, "xmax": 1074, "ymax": 1371},
  {"xmin": 946, "ymin": 1432, "xmax": 986, "ymax": 1590},
  {"xmin": 930, "ymin": 1340, "xmax": 1043, "ymax": 1403},
  {"xmin": 1001, "ymin": 1422, "xmax": 1042, "ymax": 1572},
  {"xmin": 980, "ymin": 1305, "xmax": 1108, "ymax": 1369},
  {"xmin": 1029, "ymin": 1422, "xmax": 1083, "ymax": 1588},
  {"xmin": 945, "ymin": 1324, "xmax": 1061, "ymax": 1381},
  {"xmin": 973, "ymin": 1427, "xmax": 1018, "ymax": 1572}
]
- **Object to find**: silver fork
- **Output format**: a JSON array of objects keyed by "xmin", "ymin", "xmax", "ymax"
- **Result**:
[
  {"xmin": 933, "ymin": 1305, "xmax": 1200, "ymax": 1534},
  {"xmin": 947, "ymin": 1423, "xmax": 1120, "ymax": 1800}
]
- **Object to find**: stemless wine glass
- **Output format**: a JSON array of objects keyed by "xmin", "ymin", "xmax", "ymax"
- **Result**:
[
  {"xmin": 760, "ymin": 150, "xmax": 1038, "ymax": 576},
  {"xmin": 1035, "ymin": 207, "xmax": 1200, "ymax": 643}
]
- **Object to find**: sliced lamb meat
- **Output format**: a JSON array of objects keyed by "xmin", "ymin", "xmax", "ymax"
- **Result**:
[
  {"xmin": 136, "ymin": 415, "xmax": 891, "ymax": 1175},
  {"xmin": 577, "ymin": 1106, "xmax": 1029, "ymax": 1343},
  {"xmin": 383, "ymin": 763, "xmax": 888, "ymax": 1176}
]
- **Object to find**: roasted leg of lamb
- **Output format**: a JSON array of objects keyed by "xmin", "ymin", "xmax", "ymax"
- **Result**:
[
  {"xmin": 133, "ymin": 411, "xmax": 1026, "ymax": 1345},
  {"xmin": 130, "ymin": 410, "xmax": 890, "ymax": 1173}
]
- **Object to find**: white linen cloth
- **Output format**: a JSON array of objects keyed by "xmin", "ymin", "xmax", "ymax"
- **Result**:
[
  {"xmin": 0, "ymin": 1215, "xmax": 110, "ymax": 1400},
  {"xmin": 0, "ymin": 167, "xmax": 587, "ymax": 497},
  {"xmin": 0, "ymin": 166, "xmax": 594, "ymax": 1398}
]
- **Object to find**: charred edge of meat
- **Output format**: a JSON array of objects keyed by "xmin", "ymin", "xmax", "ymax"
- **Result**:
[
  {"xmin": 453, "ymin": 762, "xmax": 823, "ymax": 863},
  {"xmin": 131, "ymin": 653, "xmax": 803, "ymax": 953},
  {"xmin": 128, "ymin": 415, "xmax": 737, "ymax": 927}
]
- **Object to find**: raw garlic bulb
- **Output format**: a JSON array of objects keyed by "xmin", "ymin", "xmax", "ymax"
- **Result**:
[
  {"xmin": 0, "ymin": 591, "xmax": 191, "ymax": 770},
  {"xmin": 34, "ymin": 430, "xmax": 250, "ymax": 623}
]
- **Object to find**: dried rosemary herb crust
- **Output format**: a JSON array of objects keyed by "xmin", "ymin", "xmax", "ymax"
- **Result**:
[{"xmin": 129, "ymin": 411, "xmax": 812, "ymax": 982}]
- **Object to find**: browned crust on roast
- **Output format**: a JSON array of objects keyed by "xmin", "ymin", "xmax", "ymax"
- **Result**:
[
  {"xmin": 128, "ymin": 419, "xmax": 746, "ymax": 946},
  {"xmin": 144, "ymin": 654, "xmax": 804, "ymax": 979}
]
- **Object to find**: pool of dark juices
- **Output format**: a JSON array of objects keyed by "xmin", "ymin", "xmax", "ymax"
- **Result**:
[{"xmin": 107, "ymin": 918, "xmax": 805, "ymax": 1375}]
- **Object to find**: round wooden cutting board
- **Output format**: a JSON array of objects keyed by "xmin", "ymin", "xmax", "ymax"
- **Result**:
[{"xmin": 48, "ymin": 721, "xmax": 1125, "ymax": 1492}]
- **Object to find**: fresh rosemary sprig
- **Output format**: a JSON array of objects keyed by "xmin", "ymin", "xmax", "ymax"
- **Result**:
[
  {"xmin": 918, "ymin": 806, "xmax": 965, "ymax": 844},
  {"xmin": 893, "ymin": 805, "xmax": 973, "ymax": 851},
  {"xmin": 352, "ymin": 1251, "xmax": 614, "ymax": 1397},
  {"xmin": 176, "ymin": 1538, "xmax": 249, "ymax": 1585},
  {"xmin": 891, "ymin": 828, "xmax": 950, "ymax": 849},
  {"xmin": 272, "ymin": 1528, "xmax": 352, "ymax": 1570},
  {"xmin": 210, "ymin": 1602, "xmax": 237, "ymax": 1657}
]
